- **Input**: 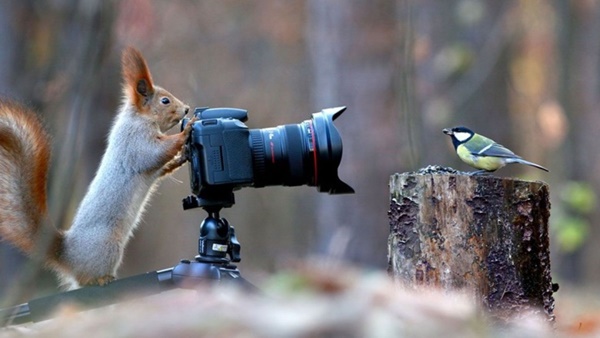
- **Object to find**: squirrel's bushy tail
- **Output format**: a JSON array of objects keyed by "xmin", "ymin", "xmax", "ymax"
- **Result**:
[{"xmin": 0, "ymin": 99, "xmax": 63, "ymax": 262}]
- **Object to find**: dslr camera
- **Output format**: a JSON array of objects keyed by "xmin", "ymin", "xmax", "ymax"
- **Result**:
[{"xmin": 181, "ymin": 106, "xmax": 354, "ymax": 209}]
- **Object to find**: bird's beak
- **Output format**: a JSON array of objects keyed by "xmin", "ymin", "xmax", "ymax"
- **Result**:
[{"xmin": 442, "ymin": 128, "xmax": 453, "ymax": 135}]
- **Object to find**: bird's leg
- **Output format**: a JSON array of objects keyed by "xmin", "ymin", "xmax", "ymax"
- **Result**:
[{"xmin": 468, "ymin": 170, "xmax": 490, "ymax": 176}]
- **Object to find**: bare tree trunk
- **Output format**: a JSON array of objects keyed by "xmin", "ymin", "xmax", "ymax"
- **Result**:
[
  {"xmin": 388, "ymin": 167, "xmax": 555, "ymax": 322},
  {"xmin": 307, "ymin": 0, "xmax": 398, "ymax": 264}
]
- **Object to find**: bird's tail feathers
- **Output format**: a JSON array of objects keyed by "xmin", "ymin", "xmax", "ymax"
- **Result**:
[{"xmin": 507, "ymin": 158, "xmax": 549, "ymax": 172}]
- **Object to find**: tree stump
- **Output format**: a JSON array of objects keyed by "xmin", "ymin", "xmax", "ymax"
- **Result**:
[{"xmin": 387, "ymin": 166, "xmax": 555, "ymax": 322}]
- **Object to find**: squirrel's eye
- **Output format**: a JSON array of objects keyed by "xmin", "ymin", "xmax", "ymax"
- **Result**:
[{"xmin": 160, "ymin": 97, "xmax": 170, "ymax": 105}]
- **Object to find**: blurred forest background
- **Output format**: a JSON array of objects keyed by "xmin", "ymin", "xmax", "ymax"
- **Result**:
[{"xmin": 0, "ymin": 0, "xmax": 599, "ymax": 303}]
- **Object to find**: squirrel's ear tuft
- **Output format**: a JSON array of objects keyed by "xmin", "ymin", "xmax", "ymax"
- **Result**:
[{"xmin": 121, "ymin": 47, "xmax": 154, "ymax": 109}]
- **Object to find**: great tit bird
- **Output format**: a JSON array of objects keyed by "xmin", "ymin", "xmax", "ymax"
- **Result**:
[{"xmin": 443, "ymin": 126, "xmax": 548, "ymax": 173}]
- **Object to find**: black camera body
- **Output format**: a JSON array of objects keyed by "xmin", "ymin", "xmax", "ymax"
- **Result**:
[
  {"xmin": 182, "ymin": 106, "xmax": 353, "ymax": 209},
  {"xmin": 186, "ymin": 108, "xmax": 253, "ymax": 187}
]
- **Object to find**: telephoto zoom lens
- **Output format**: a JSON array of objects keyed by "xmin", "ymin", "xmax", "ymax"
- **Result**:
[{"xmin": 249, "ymin": 107, "xmax": 354, "ymax": 194}]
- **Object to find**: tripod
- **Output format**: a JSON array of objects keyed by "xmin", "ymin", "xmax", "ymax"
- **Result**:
[{"xmin": 0, "ymin": 196, "xmax": 255, "ymax": 326}]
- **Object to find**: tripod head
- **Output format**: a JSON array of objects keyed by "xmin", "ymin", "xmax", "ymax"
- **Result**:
[
  {"xmin": 195, "ymin": 207, "xmax": 241, "ymax": 264},
  {"xmin": 182, "ymin": 188, "xmax": 241, "ymax": 265},
  {"xmin": 166, "ymin": 190, "xmax": 243, "ymax": 289}
]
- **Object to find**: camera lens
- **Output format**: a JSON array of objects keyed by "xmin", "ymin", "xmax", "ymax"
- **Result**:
[{"xmin": 249, "ymin": 107, "xmax": 354, "ymax": 194}]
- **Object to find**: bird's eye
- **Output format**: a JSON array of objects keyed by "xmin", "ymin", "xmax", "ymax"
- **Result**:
[{"xmin": 161, "ymin": 97, "xmax": 170, "ymax": 105}]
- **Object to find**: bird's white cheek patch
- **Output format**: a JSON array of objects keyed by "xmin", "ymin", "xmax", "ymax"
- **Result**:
[{"xmin": 454, "ymin": 132, "xmax": 471, "ymax": 142}]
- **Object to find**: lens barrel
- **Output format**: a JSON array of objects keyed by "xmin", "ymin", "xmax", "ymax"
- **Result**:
[{"xmin": 249, "ymin": 107, "xmax": 354, "ymax": 194}]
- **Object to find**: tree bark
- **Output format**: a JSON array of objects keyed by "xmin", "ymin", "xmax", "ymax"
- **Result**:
[{"xmin": 387, "ymin": 166, "xmax": 555, "ymax": 322}]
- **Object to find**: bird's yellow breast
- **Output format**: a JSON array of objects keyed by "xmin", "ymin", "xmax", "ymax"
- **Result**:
[{"xmin": 456, "ymin": 144, "xmax": 505, "ymax": 171}]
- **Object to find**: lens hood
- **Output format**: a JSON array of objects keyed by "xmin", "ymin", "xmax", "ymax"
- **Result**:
[{"xmin": 311, "ymin": 107, "xmax": 355, "ymax": 194}]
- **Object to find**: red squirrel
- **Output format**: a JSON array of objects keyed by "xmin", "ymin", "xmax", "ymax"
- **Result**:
[{"xmin": 0, "ymin": 47, "xmax": 194, "ymax": 289}]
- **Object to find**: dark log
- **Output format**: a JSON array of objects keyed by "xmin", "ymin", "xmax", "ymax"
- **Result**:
[{"xmin": 387, "ymin": 166, "xmax": 555, "ymax": 322}]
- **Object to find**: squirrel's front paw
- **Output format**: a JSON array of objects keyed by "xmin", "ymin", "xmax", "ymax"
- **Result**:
[{"xmin": 183, "ymin": 116, "xmax": 199, "ymax": 136}]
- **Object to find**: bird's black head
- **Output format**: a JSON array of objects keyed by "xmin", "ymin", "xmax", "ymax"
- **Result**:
[{"xmin": 443, "ymin": 126, "xmax": 474, "ymax": 149}]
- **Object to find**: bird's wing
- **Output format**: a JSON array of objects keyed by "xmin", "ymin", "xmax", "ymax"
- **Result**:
[
  {"xmin": 476, "ymin": 143, "xmax": 520, "ymax": 158},
  {"xmin": 469, "ymin": 135, "xmax": 520, "ymax": 159}
]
